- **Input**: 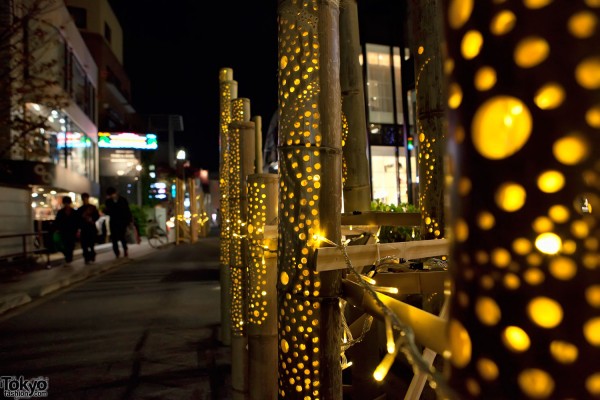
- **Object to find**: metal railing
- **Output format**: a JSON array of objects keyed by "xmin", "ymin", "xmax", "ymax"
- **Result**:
[{"xmin": 0, "ymin": 232, "xmax": 51, "ymax": 268}]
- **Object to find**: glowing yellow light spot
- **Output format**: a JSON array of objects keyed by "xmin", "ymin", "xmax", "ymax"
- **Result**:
[
  {"xmin": 445, "ymin": 58, "xmax": 455, "ymax": 75},
  {"xmin": 527, "ymin": 297, "xmax": 563, "ymax": 328},
  {"xmin": 466, "ymin": 378, "xmax": 480, "ymax": 396},
  {"xmin": 586, "ymin": 285, "xmax": 600, "ymax": 308},
  {"xmin": 461, "ymin": 30, "xmax": 483, "ymax": 60},
  {"xmin": 586, "ymin": 105, "xmax": 600, "ymax": 128},
  {"xmin": 448, "ymin": 0, "xmax": 474, "ymax": 29},
  {"xmin": 455, "ymin": 125, "xmax": 465, "ymax": 143},
  {"xmin": 490, "ymin": 10, "xmax": 516, "ymax": 35},
  {"xmin": 549, "ymin": 257, "xmax": 577, "ymax": 280},
  {"xmin": 532, "ymin": 216, "xmax": 553, "ymax": 233},
  {"xmin": 586, "ymin": 0, "xmax": 600, "ymax": 7},
  {"xmin": 535, "ymin": 232, "xmax": 562, "ymax": 254},
  {"xmin": 504, "ymin": 273, "xmax": 521, "ymax": 290},
  {"xmin": 518, "ymin": 369, "xmax": 555, "ymax": 399},
  {"xmin": 548, "ymin": 204, "xmax": 570, "ymax": 223},
  {"xmin": 477, "ymin": 211, "xmax": 495, "ymax": 230},
  {"xmin": 280, "ymin": 271, "xmax": 289, "ymax": 285},
  {"xmin": 549, "ymin": 340, "xmax": 578, "ymax": 364},
  {"xmin": 491, "ymin": 248, "xmax": 511, "ymax": 268},
  {"xmin": 477, "ymin": 358, "xmax": 499, "ymax": 381},
  {"xmin": 503, "ymin": 326, "xmax": 530, "ymax": 352},
  {"xmin": 417, "ymin": 46, "xmax": 424, "ymax": 55},
  {"xmin": 572, "ymin": 220, "xmax": 590, "ymax": 238},
  {"xmin": 524, "ymin": 268, "xmax": 545, "ymax": 285},
  {"xmin": 537, "ymin": 170, "xmax": 565, "ymax": 193},
  {"xmin": 281, "ymin": 338, "xmax": 289, "ymax": 353},
  {"xmin": 472, "ymin": 97, "xmax": 532, "ymax": 159},
  {"xmin": 576, "ymin": 57, "xmax": 600, "ymax": 89},
  {"xmin": 474, "ymin": 66, "xmax": 497, "ymax": 91},
  {"xmin": 513, "ymin": 237, "xmax": 532, "ymax": 255},
  {"xmin": 524, "ymin": 0, "xmax": 553, "ymax": 8},
  {"xmin": 280, "ymin": 55, "xmax": 288, "ymax": 69},
  {"xmin": 534, "ymin": 83, "xmax": 565, "ymax": 110},
  {"xmin": 448, "ymin": 319, "xmax": 471, "ymax": 367},
  {"xmin": 563, "ymin": 239, "xmax": 577, "ymax": 254},
  {"xmin": 568, "ymin": 11, "xmax": 597, "ymax": 38},
  {"xmin": 514, "ymin": 37, "xmax": 550, "ymax": 68},
  {"xmin": 587, "ymin": 373, "xmax": 600, "ymax": 396},
  {"xmin": 495, "ymin": 182, "xmax": 526, "ymax": 212},
  {"xmin": 448, "ymin": 83, "xmax": 463, "ymax": 109},
  {"xmin": 458, "ymin": 177, "xmax": 471, "ymax": 196},
  {"xmin": 475, "ymin": 297, "xmax": 501, "ymax": 326},
  {"xmin": 584, "ymin": 318, "xmax": 600, "ymax": 346},
  {"xmin": 455, "ymin": 218, "xmax": 469, "ymax": 242}
]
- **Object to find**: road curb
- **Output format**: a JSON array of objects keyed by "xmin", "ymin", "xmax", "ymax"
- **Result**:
[{"xmin": 0, "ymin": 292, "xmax": 32, "ymax": 314}]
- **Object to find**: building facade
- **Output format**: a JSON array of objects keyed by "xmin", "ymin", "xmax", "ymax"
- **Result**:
[{"xmin": 0, "ymin": 0, "xmax": 100, "ymax": 252}]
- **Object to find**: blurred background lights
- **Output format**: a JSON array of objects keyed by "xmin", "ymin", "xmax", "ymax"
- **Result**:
[
  {"xmin": 527, "ymin": 297, "xmax": 563, "ymax": 328},
  {"xmin": 495, "ymin": 182, "xmax": 527, "ymax": 211},
  {"xmin": 472, "ymin": 97, "xmax": 532, "ymax": 159},
  {"xmin": 514, "ymin": 37, "xmax": 550, "ymax": 68},
  {"xmin": 461, "ymin": 30, "xmax": 483, "ymax": 59},
  {"xmin": 490, "ymin": 10, "xmax": 516, "ymax": 36},
  {"xmin": 534, "ymin": 83, "xmax": 565, "ymax": 109},
  {"xmin": 518, "ymin": 369, "xmax": 555, "ymax": 399},
  {"xmin": 448, "ymin": 0, "xmax": 473, "ymax": 29},
  {"xmin": 474, "ymin": 66, "xmax": 497, "ymax": 91},
  {"xmin": 502, "ymin": 326, "xmax": 530, "ymax": 352},
  {"xmin": 535, "ymin": 232, "xmax": 562, "ymax": 254}
]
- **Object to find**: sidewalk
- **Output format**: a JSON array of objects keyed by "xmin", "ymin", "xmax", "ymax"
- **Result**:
[{"xmin": 0, "ymin": 238, "xmax": 168, "ymax": 316}]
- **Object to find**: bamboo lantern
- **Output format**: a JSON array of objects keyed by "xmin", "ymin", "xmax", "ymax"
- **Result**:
[
  {"xmin": 443, "ymin": 1, "xmax": 600, "ymax": 399},
  {"xmin": 219, "ymin": 68, "xmax": 238, "ymax": 346},
  {"xmin": 247, "ymin": 173, "xmax": 279, "ymax": 400},
  {"xmin": 277, "ymin": 0, "xmax": 343, "ymax": 398}
]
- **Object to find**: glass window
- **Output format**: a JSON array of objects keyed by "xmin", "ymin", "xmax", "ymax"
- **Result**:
[
  {"xmin": 393, "ymin": 47, "xmax": 404, "ymax": 124},
  {"xmin": 365, "ymin": 44, "xmax": 394, "ymax": 124},
  {"xmin": 370, "ymin": 145, "xmax": 399, "ymax": 206}
]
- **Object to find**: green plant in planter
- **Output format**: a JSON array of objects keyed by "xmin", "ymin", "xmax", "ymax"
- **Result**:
[{"xmin": 370, "ymin": 199, "xmax": 420, "ymax": 243}]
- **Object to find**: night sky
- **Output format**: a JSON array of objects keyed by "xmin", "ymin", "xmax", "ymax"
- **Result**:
[{"xmin": 108, "ymin": 1, "xmax": 280, "ymax": 172}]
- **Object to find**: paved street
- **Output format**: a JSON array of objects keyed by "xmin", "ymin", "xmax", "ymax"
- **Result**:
[{"xmin": 0, "ymin": 236, "xmax": 232, "ymax": 400}]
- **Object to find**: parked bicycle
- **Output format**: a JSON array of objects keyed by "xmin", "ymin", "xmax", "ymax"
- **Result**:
[{"xmin": 147, "ymin": 220, "xmax": 168, "ymax": 248}]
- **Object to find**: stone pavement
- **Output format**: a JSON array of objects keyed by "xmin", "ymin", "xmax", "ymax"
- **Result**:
[{"xmin": 0, "ymin": 237, "xmax": 165, "ymax": 316}]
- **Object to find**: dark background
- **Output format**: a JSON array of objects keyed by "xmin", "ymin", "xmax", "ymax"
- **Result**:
[
  {"xmin": 107, "ymin": 1, "xmax": 280, "ymax": 173},
  {"xmin": 107, "ymin": 1, "xmax": 407, "ymax": 173}
]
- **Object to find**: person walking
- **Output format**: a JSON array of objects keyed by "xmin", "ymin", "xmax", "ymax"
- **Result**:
[
  {"xmin": 53, "ymin": 196, "xmax": 80, "ymax": 266},
  {"xmin": 77, "ymin": 192, "xmax": 100, "ymax": 264},
  {"xmin": 104, "ymin": 186, "xmax": 133, "ymax": 258}
]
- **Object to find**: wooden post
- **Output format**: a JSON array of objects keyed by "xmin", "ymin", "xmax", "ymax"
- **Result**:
[
  {"xmin": 340, "ymin": 0, "xmax": 372, "ymax": 213},
  {"xmin": 410, "ymin": 0, "xmax": 447, "ymax": 240},
  {"xmin": 442, "ymin": 1, "xmax": 600, "ymax": 398},
  {"xmin": 229, "ymin": 97, "xmax": 255, "ymax": 398},
  {"xmin": 247, "ymin": 173, "xmax": 279, "ymax": 400},
  {"xmin": 189, "ymin": 177, "xmax": 198, "ymax": 243},
  {"xmin": 277, "ymin": 0, "xmax": 343, "ymax": 398},
  {"xmin": 219, "ymin": 68, "xmax": 238, "ymax": 346},
  {"xmin": 254, "ymin": 115, "xmax": 263, "ymax": 174}
]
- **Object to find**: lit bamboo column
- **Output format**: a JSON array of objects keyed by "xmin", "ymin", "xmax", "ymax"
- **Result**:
[
  {"xmin": 247, "ymin": 173, "xmax": 279, "ymax": 400},
  {"xmin": 340, "ymin": 0, "xmax": 372, "ymax": 213},
  {"xmin": 277, "ymin": 0, "xmax": 343, "ymax": 398},
  {"xmin": 411, "ymin": 0, "xmax": 447, "ymax": 240},
  {"xmin": 219, "ymin": 67, "xmax": 238, "ymax": 346},
  {"xmin": 229, "ymin": 97, "xmax": 255, "ymax": 398},
  {"xmin": 254, "ymin": 115, "xmax": 263, "ymax": 174},
  {"xmin": 175, "ymin": 176, "xmax": 186, "ymax": 244},
  {"xmin": 443, "ymin": 1, "xmax": 600, "ymax": 399}
]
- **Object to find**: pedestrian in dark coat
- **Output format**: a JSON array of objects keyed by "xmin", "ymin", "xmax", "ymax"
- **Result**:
[
  {"xmin": 54, "ymin": 196, "xmax": 80, "ymax": 265},
  {"xmin": 77, "ymin": 192, "xmax": 100, "ymax": 264},
  {"xmin": 104, "ymin": 187, "xmax": 133, "ymax": 258}
]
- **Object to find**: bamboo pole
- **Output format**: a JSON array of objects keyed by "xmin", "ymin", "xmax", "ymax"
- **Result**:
[
  {"xmin": 410, "ymin": 0, "xmax": 447, "ymax": 240},
  {"xmin": 253, "ymin": 116, "xmax": 263, "ymax": 174},
  {"xmin": 229, "ymin": 97, "xmax": 255, "ymax": 397},
  {"xmin": 218, "ymin": 67, "xmax": 238, "ymax": 346},
  {"xmin": 189, "ymin": 177, "xmax": 198, "ymax": 243},
  {"xmin": 277, "ymin": 0, "xmax": 343, "ymax": 398},
  {"xmin": 340, "ymin": 0, "xmax": 372, "ymax": 213},
  {"xmin": 247, "ymin": 173, "xmax": 279, "ymax": 400},
  {"xmin": 443, "ymin": 1, "xmax": 600, "ymax": 398}
]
